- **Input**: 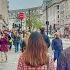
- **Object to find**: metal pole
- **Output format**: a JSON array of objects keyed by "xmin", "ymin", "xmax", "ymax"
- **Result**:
[
  {"xmin": 29, "ymin": 9, "xmax": 30, "ymax": 21},
  {"xmin": 47, "ymin": 24, "xmax": 48, "ymax": 35},
  {"xmin": 46, "ymin": 6, "xmax": 49, "ymax": 35},
  {"xmin": 21, "ymin": 19, "xmax": 22, "ymax": 31},
  {"xmin": 46, "ymin": 6, "xmax": 48, "ymax": 20},
  {"xmin": 29, "ymin": 9, "xmax": 31, "ymax": 32}
]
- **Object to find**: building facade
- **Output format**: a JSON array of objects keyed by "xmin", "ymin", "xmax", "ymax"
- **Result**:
[
  {"xmin": 2, "ymin": 0, "xmax": 9, "ymax": 23},
  {"xmin": 0, "ymin": 0, "xmax": 9, "ymax": 29},
  {"xmin": 42, "ymin": 0, "xmax": 70, "ymax": 35}
]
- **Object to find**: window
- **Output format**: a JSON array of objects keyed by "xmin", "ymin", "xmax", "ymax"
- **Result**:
[
  {"xmin": 57, "ymin": 5, "xmax": 59, "ymax": 9},
  {"xmin": 58, "ymin": 11, "xmax": 59, "ymax": 13},
  {"xmin": 58, "ymin": 21, "xmax": 59, "ymax": 23},
  {"xmin": 58, "ymin": 15, "xmax": 59, "ymax": 18}
]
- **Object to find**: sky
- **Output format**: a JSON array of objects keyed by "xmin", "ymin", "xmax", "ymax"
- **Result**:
[{"xmin": 9, "ymin": 0, "xmax": 43, "ymax": 10}]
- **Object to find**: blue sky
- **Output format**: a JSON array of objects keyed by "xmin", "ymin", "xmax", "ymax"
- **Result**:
[{"xmin": 9, "ymin": 0, "xmax": 43, "ymax": 10}]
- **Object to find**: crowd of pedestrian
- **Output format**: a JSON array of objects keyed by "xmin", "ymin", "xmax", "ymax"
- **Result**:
[
  {"xmin": 17, "ymin": 27, "xmax": 64, "ymax": 70},
  {"xmin": 0, "ymin": 29, "xmax": 27, "ymax": 62},
  {"xmin": 0, "ymin": 27, "xmax": 70, "ymax": 70}
]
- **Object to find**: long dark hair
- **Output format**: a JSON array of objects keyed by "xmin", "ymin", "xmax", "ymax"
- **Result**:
[{"xmin": 23, "ymin": 32, "xmax": 49, "ymax": 67}]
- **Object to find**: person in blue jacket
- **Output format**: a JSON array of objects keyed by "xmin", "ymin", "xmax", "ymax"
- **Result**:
[{"xmin": 52, "ymin": 33, "xmax": 63, "ymax": 61}]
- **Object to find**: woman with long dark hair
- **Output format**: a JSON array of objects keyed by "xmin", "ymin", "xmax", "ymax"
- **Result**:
[{"xmin": 17, "ymin": 32, "xmax": 55, "ymax": 70}]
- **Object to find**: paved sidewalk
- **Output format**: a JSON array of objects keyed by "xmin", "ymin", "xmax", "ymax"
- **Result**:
[{"xmin": 0, "ymin": 49, "xmax": 20, "ymax": 70}]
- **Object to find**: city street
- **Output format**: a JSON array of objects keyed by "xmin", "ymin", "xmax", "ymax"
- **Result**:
[
  {"xmin": 0, "ymin": 38, "xmax": 70, "ymax": 70},
  {"xmin": 0, "ymin": 0, "xmax": 70, "ymax": 70}
]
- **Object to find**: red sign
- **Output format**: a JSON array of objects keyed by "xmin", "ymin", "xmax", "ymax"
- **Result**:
[{"xmin": 18, "ymin": 12, "xmax": 26, "ymax": 21}]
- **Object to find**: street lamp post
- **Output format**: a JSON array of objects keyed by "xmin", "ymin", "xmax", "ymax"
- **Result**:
[
  {"xmin": 20, "ymin": 19, "xmax": 22, "ymax": 31},
  {"xmin": 46, "ymin": 6, "xmax": 49, "ymax": 35},
  {"xmin": 46, "ymin": 6, "xmax": 48, "ymax": 20},
  {"xmin": 28, "ymin": 9, "xmax": 31, "ymax": 32}
]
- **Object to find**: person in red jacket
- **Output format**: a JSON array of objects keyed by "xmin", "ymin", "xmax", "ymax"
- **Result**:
[{"xmin": 0, "ymin": 33, "xmax": 9, "ymax": 62}]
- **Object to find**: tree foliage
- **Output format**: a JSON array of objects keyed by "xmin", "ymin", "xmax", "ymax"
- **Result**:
[{"xmin": 26, "ymin": 11, "xmax": 44, "ymax": 30}]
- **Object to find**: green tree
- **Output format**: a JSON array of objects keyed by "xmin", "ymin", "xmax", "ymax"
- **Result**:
[
  {"xmin": 26, "ymin": 11, "xmax": 44, "ymax": 31},
  {"xmin": 32, "ymin": 19, "xmax": 44, "ymax": 29}
]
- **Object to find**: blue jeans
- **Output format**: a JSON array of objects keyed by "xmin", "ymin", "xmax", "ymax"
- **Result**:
[
  {"xmin": 54, "ymin": 51, "xmax": 61, "ymax": 61},
  {"xmin": 14, "ymin": 42, "xmax": 20, "ymax": 52}
]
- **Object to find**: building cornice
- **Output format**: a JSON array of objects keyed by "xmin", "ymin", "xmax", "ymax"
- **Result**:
[
  {"xmin": 47, "ymin": 0, "xmax": 67, "ymax": 8},
  {"xmin": 42, "ymin": 0, "xmax": 67, "ymax": 11}
]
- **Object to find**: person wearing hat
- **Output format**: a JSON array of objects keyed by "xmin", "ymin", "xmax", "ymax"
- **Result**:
[{"xmin": 52, "ymin": 32, "xmax": 63, "ymax": 61}]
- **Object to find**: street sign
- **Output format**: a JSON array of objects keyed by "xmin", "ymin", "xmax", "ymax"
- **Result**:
[
  {"xmin": 46, "ymin": 21, "xmax": 49, "ymax": 35},
  {"xmin": 18, "ymin": 12, "xmax": 26, "ymax": 21}
]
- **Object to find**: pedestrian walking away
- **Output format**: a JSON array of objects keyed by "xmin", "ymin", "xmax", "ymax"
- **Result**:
[{"xmin": 52, "ymin": 32, "xmax": 63, "ymax": 62}]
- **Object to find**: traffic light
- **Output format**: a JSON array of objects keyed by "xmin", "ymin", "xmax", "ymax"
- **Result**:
[
  {"xmin": 53, "ymin": 24, "xmax": 56, "ymax": 29},
  {"xmin": 19, "ymin": 24, "xmax": 21, "ymax": 28},
  {"xmin": 46, "ymin": 21, "xmax": 49, "ymax": 25},
  {"xmin": 15, "ymin": 24, "xmax": 17, "ymax": 27},
  {"xmin": 15, "ymin": 24, "xmax": 18, "ymax": 27},
  {"xmin": 46, "ymin": 21, "xmax": 49, "ymax": 35},
  {"xmin": 12, "ymin": 23, "xmax": 15, "ymax": 28}
]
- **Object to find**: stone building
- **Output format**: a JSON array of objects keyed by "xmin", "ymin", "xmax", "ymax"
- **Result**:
[
  {"xmin": 0, "ymin": 0, "xmax": 9, "ymax": 29},
  {"xmin": 42, "ymin": 0, "xmax": 70, "ymax": 35}
]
